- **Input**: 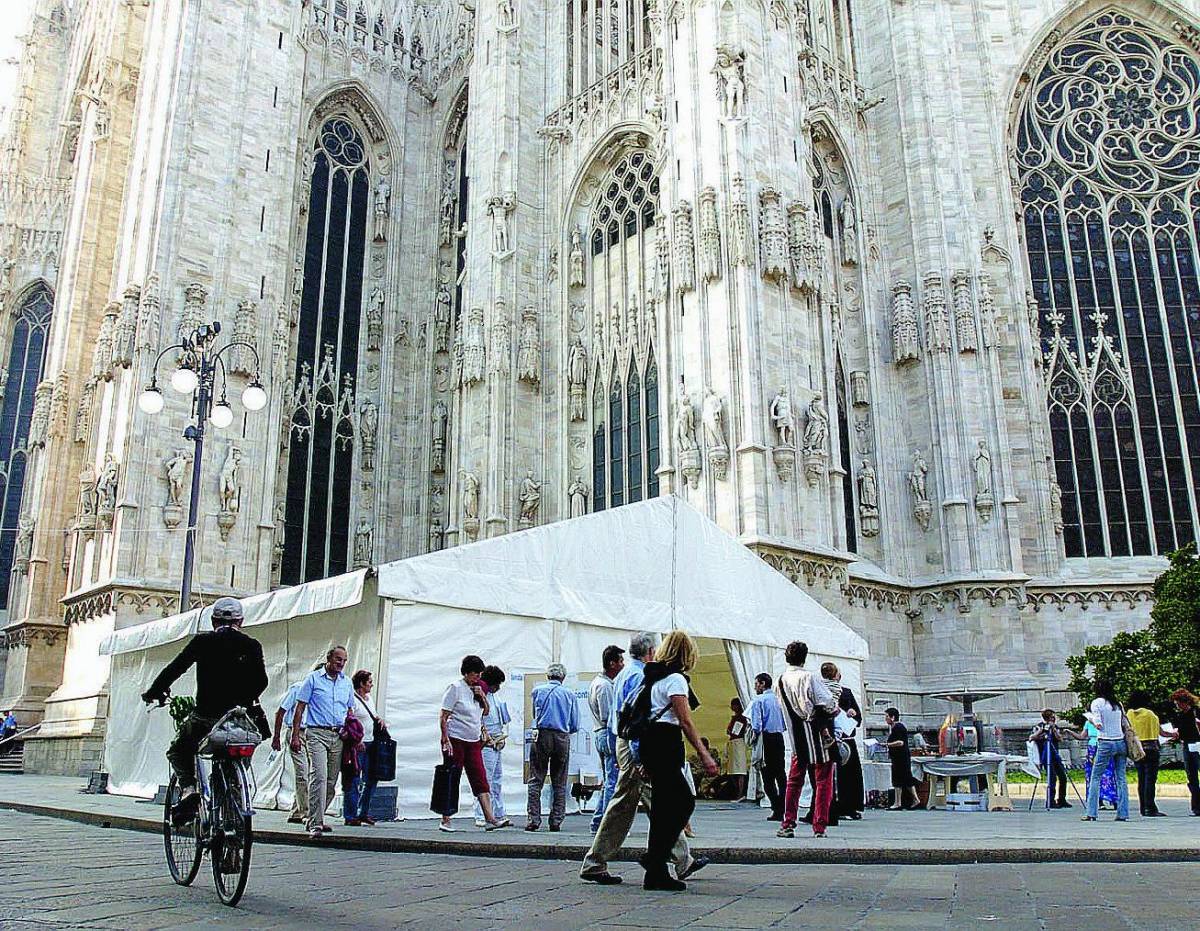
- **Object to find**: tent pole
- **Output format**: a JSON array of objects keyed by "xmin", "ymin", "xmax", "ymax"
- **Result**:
[{"xmin": 670, "ymin": 494, "xmax": 678, "ymax": 630}]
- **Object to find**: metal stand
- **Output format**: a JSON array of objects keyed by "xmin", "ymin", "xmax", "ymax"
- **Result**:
[{"xmin": 1027, "ymin": 737, "xmax": 1086, "ymax": 810}]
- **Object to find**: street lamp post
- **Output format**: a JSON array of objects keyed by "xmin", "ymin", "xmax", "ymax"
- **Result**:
[{"xmin": 139, "ymin": 320, "xmax": 268, "ymax": 611}]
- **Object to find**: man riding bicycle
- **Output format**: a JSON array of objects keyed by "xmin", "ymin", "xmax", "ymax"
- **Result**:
[{"xmin": 141, "ymin": 597, "xmax": 268, "ymax": 823}]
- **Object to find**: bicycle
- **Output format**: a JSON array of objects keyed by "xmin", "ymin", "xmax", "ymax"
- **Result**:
[{"xmin": 154, "ymin": 703, "xmax": 258, "ymax": 906}]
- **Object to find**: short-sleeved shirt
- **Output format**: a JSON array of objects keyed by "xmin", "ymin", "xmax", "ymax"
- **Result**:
[
  {"xmin": 1126, "ymin": 707, "xmax": 1160, "ymax": 742},
  {"xmin": 441, "ymin": 679, "xmax": 484, "ymax": 742},
  {"xmin": 296, "ymin": 668, "xmax": 352, "ymax": 727},
  {"xmin": 482, "ymin": 698, "xmax": 511, "ymax": 740},
  {"xmin": 649, "ymin": 672, "xmax": 688, "ymax": 727},
  {"xmin": 279, "ymin": 683, "xmax": 307, "ymax": 729},
  {"xmin": 532, "ymin": 680, "xmax": 579, "ymax": 733},
  {"xmin": 1088, "ymin": 698, "xmax": 1122, "ymax": 740}
]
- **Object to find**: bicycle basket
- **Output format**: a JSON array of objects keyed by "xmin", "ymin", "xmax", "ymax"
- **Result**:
[{"xmin": 198, "ymin": 707, "xmax": 263, "ymax": 756}]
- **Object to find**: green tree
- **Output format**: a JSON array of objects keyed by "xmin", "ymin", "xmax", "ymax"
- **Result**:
[{"xmin": 1064, "ymin": 543, "xmax": 1200, "ymax": 722}]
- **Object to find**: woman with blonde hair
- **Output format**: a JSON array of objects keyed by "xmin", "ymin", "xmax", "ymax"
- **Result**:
[{"xmin": 634, "ymin": 630, "xmax": 718, "ymax": 891}]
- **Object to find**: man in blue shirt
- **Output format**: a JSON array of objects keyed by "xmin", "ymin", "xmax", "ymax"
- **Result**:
[
  {"xmin": 290, "ymin": 646, "xmax": 351, "ymax": 838},
  {"xmin": 272, "ymin": 674, "xmax": 315, "ymax": 825},
  {"xmin": 749, "ymin": 672, "xmax": 787, "ymax": 821},
  {"xmin": 526, "ymin": 663, "xmax": 579, "ymax": 831}
]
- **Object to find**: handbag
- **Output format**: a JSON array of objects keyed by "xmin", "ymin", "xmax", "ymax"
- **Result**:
[
  {"xmin": 370, "ymin": 724, "xmax": 397, "ymax": 782},
  {"xmin": 1121, "ymin": 712, "xmax": 1146, "ymax": 762},
  {"xmin": 430, "ymin": 758, "xmax": 463, "ymax": 816}
]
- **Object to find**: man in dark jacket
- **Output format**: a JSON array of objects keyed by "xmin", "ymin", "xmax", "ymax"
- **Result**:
[{"xmin": 141, "ymin": 597, "xmax": 267, "ymax": 820}]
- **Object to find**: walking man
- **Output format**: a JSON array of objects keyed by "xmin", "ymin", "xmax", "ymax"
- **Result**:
[
  {"xmin": 579, "ymin": 632, "xmax": 708, "ymax": 885},
  {"xmin": 775, "ymin": 641, "xmax": 838, "ymax": 837},
  {"xmin": 588, "ymin": 645, "xmax": 625, "ymax": 833},
  {"xmin": 526, "ymin": 663, "xmax": 579, "ymax": 831},
  {"xmin": 749, "ymin": 672, "xmax": 787, "ymax": 820},
  {"xmin": 289, "ymin": 645, "xmax": 352, "ymax": 839},
  {"xmin": 272, "ymin": 673, "xmax": 314, "ymax": 824}
]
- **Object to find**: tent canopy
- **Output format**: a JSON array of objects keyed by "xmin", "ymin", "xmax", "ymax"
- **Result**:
[{"xmin": 377, "ymin": 496, "xmax": 867, "ymax": 660}]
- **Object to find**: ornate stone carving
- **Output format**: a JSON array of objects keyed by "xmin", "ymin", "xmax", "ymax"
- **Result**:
[
  {"xmin": 78, "ymin": 463, "xmax": 97, "ymax": 533},
  {"xmin": 372, "ymin": 175, "xmax": 390, "ymax": 242},
  {"xmin": 909, "ymin": 448, "xmax": 931, "ymax": 531},
  {"xmin": 365, "ymin": 287, "xmax": 383, "ymax": 352},
  {"xmin": 769, "ymin": 388, "xmax": 796, "ymax": 482},
  {"xmin": 461, "ymin": 306, "xmax": 485, "ymax": 386},
  {"xmin": 758, "ymin": 186, "xmax": 789, "ymax": 282},
  {"xmin": 849, "ymin": 370, "xmax": 869, "ymax": 407},
  {"xmin": 568, "ymin": 475, "xmax": 589, "ymax": 518},
  {"xmin": 74, "ymin": 380, "xmax": 95, "ymax": 444},
  {"xmin": 498, "ymin": 0, "xmax": 517, "ymax": 30},
  {"xmin": 698, "ymin": 186, "xmax": 722, "ymax": 282},
  {"xmin": 431, "ymin": 400, "xmax": 448, "ymax": 473},
  {"xmin": 353, "ymin": 516, "xmax": 373, "ymax": 568},
  {"xmin": 672, "ymin": 200, "xmax": 696, "ymax": 293},
  {"xmin": 922, "ymin": 271, "xmax": 950, "ymax": 353},
  {"xmin": 891, "ymin": 280, "xmax": 920, "ymax": 364},
  {"xmin": 858, "ymin": 458, "xmax": 880, "ymax": 537},
  {"xmin": 654, "ymin": 209, "xmax": 671, "ymax": 296},
  {"xmin": 429, "ymin": 516, "xmax": 445, "ymax": 552},
  {"xmin": 1050, "ymin": 475, "xmax": 1064, "ymax": 536},
  {"xmin": 977, "ymin": 273, "xmax": 999, "ymax": 349},
  {"xmin": 518, "ymin": 471, "xmax": 542, "ymax": 525},
  {"xmin": 96, "ymin": 454, "xmax": 119, "ymax": 531},
  {"xmin": 461, "ymin": 470, "xmax": 480, "ymax": 537},
  {"xmin": 433, "ymin": 279, "xmax": 452, "ymax": 353},
  {"xmin": 486, "ymin": 192, "xmax": 515, "ymax": 256},
  {"xmin": 163, "ymin": 449, "xmax": 191, "ymax": 529},
  {"xmin": 729, "ymin": 174, "xmax": 753, "ymax": 268},
  {"xmin": 839, "ymin": 197, "xmax": 859, "ymax": 267},
  {"xmin": 569, "ymin": 226, "xmax": 585, "ymax": 288},
  {"xmin": 178, "ymin": 282, "xmax": 208, "ymax": 347},
  {"xmin": 676, "ymin": 385, "xmax": 702, "ymax": 488},
  {"xmin": 229, "ymin": 299, "xmax": 258, "ymax": 375},
  {"xmin": 567, "ymin": 338, "xmax": 588, "ymax": 421},
  {"xmin": 28, "ymin": 380, "xmax": 52, "ymax": 449},
  {"xmin": 801, "ymin": 393, "xmax": 829, "ymax": 486},
  {"xmin": 713, "ymin": 46, "xmax": 747, "ymax": 119},
  {"xmin": 14, "ymin": 517, "xmax": 33, "ymax": 575},
  {"xmin": 951, "ymin": 271, "xmax": 977, "ymax": 353},
  {"xmin": 93, "ymin": 304, "xmax": 118, "ymax": 381},
  {"xmin": 217, "ymin": 446, "xmax": 242, "ymax": 541},
  {"xmin": 489, "ymin": 301, "xmax": 510, "ymax": 376},
  {"xmin": 517, "ymin": 305, "xmax": 540, "ymax": 385},
  {"xmin": 786, "ymin": 201, "xmax": 811, "ymax": 292},
  {"xmin": 702, "ymin": 388, "xmax": 729, "ymax": 480},
  {"xmin": 114, "ymin": 284, "xmax": 138, "ymax": 368},
  {"xmin": 49, "ymin": 371, "xmax": 69, "ymax": 440},
  {"xmin": 359, "ymin": 400, "xmax": 378, "ymax": 471},
  {"xmin": 973, "ymin": 439, "xmax": 994, "ymax": 522}
]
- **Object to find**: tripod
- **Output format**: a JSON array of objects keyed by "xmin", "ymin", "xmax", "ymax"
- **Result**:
[{"xmin": 1027, "ymin": 735, "xmax": 1085, "ymax": 811}]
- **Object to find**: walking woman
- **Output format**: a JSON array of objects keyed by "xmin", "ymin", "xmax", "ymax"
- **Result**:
[
  {"xmin": 473, "ymin": 665, "xmax": 511, "ymax": 826},
  {"xmin": 438, "ymin": 654, "xmax": 510, "ymax": 832},
  {"xmin": 884, "ymin": 708, "xmax": 921, "ymax": 810},
  {"xmin": 1082, "ymin": 679, "xmax": 1129, "ymax": 822},
  {"xmin": 637, "ymin": 630, "xmax": 718, "ymax": 892},
  {"xmin": 343, "ymin": 669, "xmax": 384, "ymax": 825},
  {"xmin": 725, "ymin": 698, "xmax": 750, "ymax": 800}
]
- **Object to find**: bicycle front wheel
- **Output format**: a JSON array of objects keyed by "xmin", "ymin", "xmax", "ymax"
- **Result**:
[
  {"xmin": 211, "ymin": 760, "xmax": 253, "ymax": 907},
  {"xmin": 163, "ymin": 775, "xmax": 202, "ymax": 886}
]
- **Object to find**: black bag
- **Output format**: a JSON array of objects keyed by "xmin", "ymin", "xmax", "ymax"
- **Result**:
[
  {"xmin": 370, "ymin": 726, "xmax": 397, "ymax": 782},
  {"xmin": 430, "ymin": 759, "xmax": 462, "ymax": 816},
  {"xmin": 616, "ymin": 681, "xmax": 668, "ymax": 742}
]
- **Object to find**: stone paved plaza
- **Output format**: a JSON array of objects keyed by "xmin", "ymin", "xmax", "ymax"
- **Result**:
[{"xmin": 2, "ymin": 808, "xmax": 1199, "ymax": 930}]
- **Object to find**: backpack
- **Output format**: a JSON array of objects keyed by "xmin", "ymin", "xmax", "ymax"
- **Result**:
[{"xmin": 616, "ymin": 679, "xmax": 669, "ymax": 742}]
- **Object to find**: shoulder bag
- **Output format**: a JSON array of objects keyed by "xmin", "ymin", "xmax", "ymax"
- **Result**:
[{"xmin": 1121, "ymin": 712, "xmax": 1146, "ymax": 763}]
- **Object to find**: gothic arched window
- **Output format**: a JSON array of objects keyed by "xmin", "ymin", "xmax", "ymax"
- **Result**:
[
  {"xmin": 0, "ymin": 284, "xmax": 53, "ymax": 606},
  {"xmin": 1016, "ymin": 12, "xmax": 1200, "ymax": 557},
  {"xmin": 588, "ymin": 150, "xmax": 661, "ymax": 511},
  {"xmin": 565, "ymin": 0, "xmax": 651, "ymax": 98},
  {"xmin": 281, "ymin": 118, "xmax": 368, "ymax": 584}
]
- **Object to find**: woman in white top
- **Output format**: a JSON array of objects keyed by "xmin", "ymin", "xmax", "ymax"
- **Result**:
[
  {"xmin": 344, "ymin": 669, "xmax": 385, "ymax": 825},
  {"xmin": 1082, "ymin": 679, "xmax": 1129, "ymax": 822},
  {"xmin": 637, "ymin": 630, "xmax": 718, "ymax": 892},
  {"xmin": 438, "ymin": 654, "xmax": 509, "ymax": 832}
]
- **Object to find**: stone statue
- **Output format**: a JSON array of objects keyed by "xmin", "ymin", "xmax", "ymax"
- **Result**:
[
  {"xmin": 675, "ymin": 386, "xmax": 698, "ymax": 452},
  {"xmin": 858, "ymin": 458, "xmax": 880, "ymax": 537},
  {"xmin": 462, "ymin": 471, "xmax": 480, "ymax": 521},
  {"xmin": 908, "ymin": 448, "xmax": 929, "ymax": 503},
  {"xmin": 359, "ymin": 400, "xmax": 378, "ymax": 471},
  {"xmin": 353, "ymin": 517, "xmax": 373, "ymax": 568},
  {"xmin": 568, "ymin": 475, "xmax": 589, "ymax": 519},
  {"xmin": 567, "ymin": 337, "xmax": 588, "ymax": 421},
  {"xmin": 801, "ymin": 393, "xmax": 828, "ymax": 456},
  {"xmin": 498, "ymin": 0, "xmax": 516, "ymax": 29},
  {"xmin": 518, "ymin": 471, "xmax": 542, "ymax": 524},
  {"xmin": 429, "ymin": 516, "xmax": 444, "ymax": 552},
  {"xmin": 713, "ymin": 46, "xmax": 747, "ymax": 119},
  {"xmin": 974, "ymin": 439, "xmax": 992, "ymax": 499},
  {"xmin": 840, "ymin": 197, "xmax": 859, "ymax": 267},
  {"xmin": 568, "ymin": 226, "xmax": 585, "ymax": 287},
  {"xmin": 219, "ymin": 446, "xmax": 242, "ymax": 514},
  {"xmin": 517, "ymin": 306, "xmax": 540, "ymax": 385},
  {"xmin": 439, "ymin": 170, "xmax": 456, "ymax": 246},
  {"xmin": 487, "ymin": 194, "xmax": 513, "ymax": 254},
  {"xmin": 14, "ymin": 517, "xmax": 33, "ymax": 574},
  {"xmin": 97, "ymin": 454, "xmax": 119, "ymax": 514},
  {"xmin": 434, "ymin": 281, "xmax": 452, "ymax": 353},
  {"xmin": 1049, "ymin": 476, "xmax": 1064, "ymax": 535},
  {"xmin": 373, "ymin": 176, "xmax": 391, "ymax": 242},
  {"xmin": 702, "ymin": 388, "xmax": 726, "ymax": 451},
  {"xmin": 770, "ymin": 388, "xmax": 795, "ymax": 447},
  {"xmin": 432, "ymin": 400, "xmax": 448, "ymax": 472},
  {"xmin": 273, "ymin": 500, "xmax": 286, "ymax": 559},
  {"xmin": 164, "ymin": 449, "xmax": 191, "ymax": 508}
]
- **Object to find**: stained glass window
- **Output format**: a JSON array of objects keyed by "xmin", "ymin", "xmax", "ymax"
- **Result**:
[
  {"xmin": 1015, "ymin": 12, "xmax": 1200, "ymax": 556},
  {"xmin": 0, "ymin": 285, "xmax": 52, "ymax": 608},
  {"xmin": 281, "ymin": 118, "xmax": 368, "ymax": 583}
]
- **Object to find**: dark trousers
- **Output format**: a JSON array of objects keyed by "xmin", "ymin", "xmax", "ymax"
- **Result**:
[
  {"xmin": 1181, "ymin": 745, "xmax": 1200, "ymax": 815},
  {"xmin": 835, "ymin": 739, "xmax": 865, "ymax": 815},
  {"xmin": 527, "ymin": 728, "xmax": 571, "ymax": 828},
  {"xmin": 1134, "ymin": 741, "xmax": 1160, "ymax": 815},
  {"xmin": 761, "ymin": 732, "xmax": 786, "ymax": 816},
  {"xmin": 166, "ymin": 713, "xmax": 219, "ymax": 789},
  {"xmin": 640, "ymin": 724, "xmax": 693, "ymax": 876},
  {"xmin": 1045, "ymin": 748, "xmax": 1069, "ymax": 804}
]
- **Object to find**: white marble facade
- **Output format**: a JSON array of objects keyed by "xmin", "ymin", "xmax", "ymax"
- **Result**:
[{"xmin": 2, "ymin": 0, "xmax": 1197, "ymax": 764}]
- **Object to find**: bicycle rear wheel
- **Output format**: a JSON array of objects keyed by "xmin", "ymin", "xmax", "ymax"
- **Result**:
[
  {"xmin": 211, "ymin": 761, "xmax": 253, "ymax": 907},
  {"xmin": 163, "ymin": 775, "xmax": 202, "ymax": 886}
]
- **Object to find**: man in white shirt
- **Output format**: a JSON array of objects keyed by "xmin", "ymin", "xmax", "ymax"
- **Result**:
[{"xmin": 587, "ymin": 645, "xmax": 625, "ymax": 833}]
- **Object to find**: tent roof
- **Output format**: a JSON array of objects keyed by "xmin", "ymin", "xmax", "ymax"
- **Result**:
[{"xmin": 378, "ymin": 497, "xmax": 868, "ymax": 660}]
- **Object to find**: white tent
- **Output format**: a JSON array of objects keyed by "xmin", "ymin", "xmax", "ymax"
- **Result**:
[{"xmin": 101, "ymin": 496, "xmax": 868, "ymax": 818}]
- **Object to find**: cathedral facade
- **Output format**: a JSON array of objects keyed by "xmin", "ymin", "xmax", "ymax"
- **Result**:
[{"xmin": 1, "ymin": 0, "xmax": 1197, "ymax": 772}]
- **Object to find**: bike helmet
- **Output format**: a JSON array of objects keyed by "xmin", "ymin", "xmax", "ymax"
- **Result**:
[{"xmin": 210, "ymin": 596, "xmax": 244, "ymax": 628}]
